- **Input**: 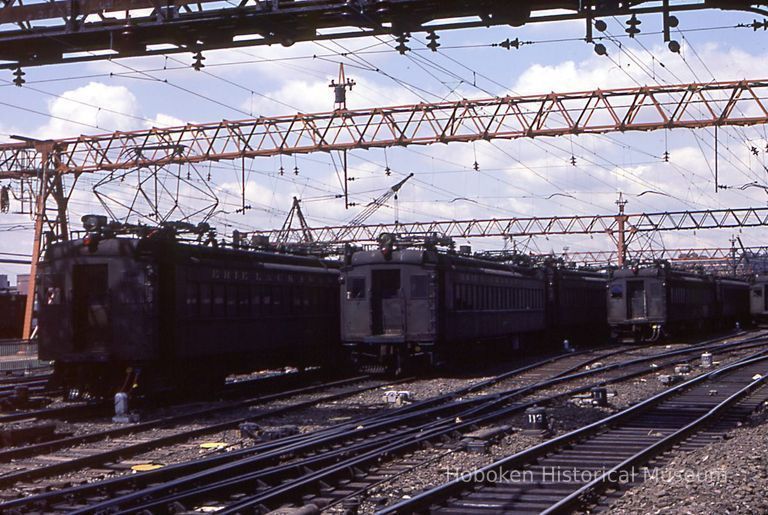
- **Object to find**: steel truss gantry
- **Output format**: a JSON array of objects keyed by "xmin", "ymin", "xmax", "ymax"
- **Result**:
[
  {"xmin": 1, "ymin": 79, "xmax": 768, "ymax": 179},
  {"xmin": 251, "ymin": 206, "xmax": 768, "ymax": 249},
  {"xmin": 0, "ymin": 1, "xmax": 764, "ymax": 69}
]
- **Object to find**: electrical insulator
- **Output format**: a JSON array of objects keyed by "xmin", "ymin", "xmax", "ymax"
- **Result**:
[
  {"xmin": 385, "ymin": 166, "xmax": 391, "ymax": 176},
  {"xmin": 395, "ymin": 33, "xmax": 411, "ymax": 55},
  {"xmin": 668, "ymin": 40, "xmax": 681, "ymax": 54},
  {"xmin": 192, "ymin": 51, "xmax": 205, "ymax": 71},
  {"xmin": 594, "ymin": 43, "xmax": 608, "ymax": 56},
  {"xmin": 499, "ymin": 38, "xmax": 520, "ymax": 50},
  {"xmin": 12, "ymin": 67, "xmax": 25, "ymax": 87},
  {"xmin": 625, "ymin": 14, "xmax": 641, "ymax": 38},
  {"xmin": 473, "ymin": 161, "xmax": 480, "ymax": 171},
  {"xmin": 594, "ymin": 20, "xmax": 608, "ymax": 32},
  {"xmin": 668, "ymin": 16, "xmax": 680, "ymax": 28},
  {"xmin": 426, "ymin": 32, "xmax": 440, "ymax": 52}
]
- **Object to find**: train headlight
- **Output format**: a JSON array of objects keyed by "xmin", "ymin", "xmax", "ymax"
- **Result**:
[
  {"xmin": 378, "ymin": 233, "xmax": 395, "ymax": 261},
  {"xmin": 82, "ymin": 232, "xmax": 100, "ymax": 252},
  {"xmin": 81, "ymin": 214, "xmax": 107, "ymax": 232}
]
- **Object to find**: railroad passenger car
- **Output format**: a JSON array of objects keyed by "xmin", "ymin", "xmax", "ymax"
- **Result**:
[
  {"xmin": 0, "ymin": 290, "xmax": 25, "ymax": 339},
  {"xmin": 545, "ymin": 266, "xmax": 608, "ymax": 345},
  {"xmin": 38, "ymin": 217, "xmax": 340, "ymax": 395},
  {"xmin": 607, "ymin": 264, "xmax": 749, "ymax": 342},
  {"xmin": 340, "ymin": 235, "xmax": 608, "ymax": 372},
  {"xmin": 750, "ymin": 274, "xmax": 768, "ymax": 323}
]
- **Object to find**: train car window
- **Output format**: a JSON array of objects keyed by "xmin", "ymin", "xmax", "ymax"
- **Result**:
[
  {"xmin": 410, "ymin": 275, "xmax": 429, "ymax": 299},
  {"xmin": 238, "ymin": 285, "xmax": 250, "ymax": 317},
  {"xmin": 374, "ymin": 270, "xmax": 401, "ymax": 299},
  {"xmin": 186, "ymin": 282, "xmax": 199, "ymax": 317},
  {"xmin": 347, "ymin": 277, "xmax": 366, "ymax": 299},
  {"xmin": 753, "ymin": 288, "xmax": 763, "ymax": 297},
  {"xmin": 226, "ymin": 284, "xmax": 237, "ymax": 316},
  {"xmin": 251, "ymin": 286, "xmax": 261, "ymax": 315},
  {"xmin": 610, "ymin": 284, "xmax": 623, "ymax": 298},
  {"xmin": 200, "ymin": 283, "xmax": 212, "ymax": 316},
  {"xmin": 272, "ymin": 285, "xmax": 284, "ymax": 313},
  {"xmin": 262, "ymin": 287, "xmax": 272, "ymax": 314},
  {"xmin": 292, "ymin": 287, "xmax": 303, "ymax": 311},
  {"xmin": 213, "ymin": 284, "xmax": 226, "ymax": 317}
]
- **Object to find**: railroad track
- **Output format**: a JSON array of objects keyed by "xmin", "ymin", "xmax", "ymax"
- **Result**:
[
  {"xmin": 3, "ymin": 332, "xmax": 764, "ymax": 514},
  {"xmin": 0, "ymin": 366, "xmax": 339, "ymax": 424},
  {"xmin": 0, "ymin": 372, "xmax": 51, "ymax": 386},
  {"xmin": 382, "ymin": 353, "xmax": 768, "ymax": 514},
  {"xmin": 0, "ymin": 374, "xmax": 408, "ymax": 493},
  {"xmin": 0, "ymin": 377, "xmax": 48, "ymax": 397},
  {"xmin": 0, "ymin": 347, "xmax": 619, "ymax": 502}
]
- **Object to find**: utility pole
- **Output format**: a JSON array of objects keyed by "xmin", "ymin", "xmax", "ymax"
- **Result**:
[
  {"xmin": 329, "ymin": 63, "xmax": 355, "ymax": 111},
  {"xmin": 21, "ymin": 140, "xmax": 51, "ymax": 339},
  {"xmin": 11, "ymin": 136, "xmax": 70, "ymax": 340},
  {"xmin": 329, "ymin": 63, "xmax": 356, "ymax": 209},
  {"xmin": 615, "ymin": 193, "xmax": 629, "ymax": 268}
]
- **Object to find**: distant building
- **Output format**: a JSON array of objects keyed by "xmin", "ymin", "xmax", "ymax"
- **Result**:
[
  {"xmin": 16, "ymin": 274, "xmax": 29, "ymax": 295},
  {"xmin": 0, "ymin": 274, "xmax": 8, "ymax": 290}
]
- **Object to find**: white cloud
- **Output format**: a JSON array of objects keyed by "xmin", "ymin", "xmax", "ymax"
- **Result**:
[
  {"xmin": 511, "ymin": 41, "xmax": 768, "ymax": 97},
  {"xmin": 145, "ymin": 113, "xmax": 187, "ymax": 128},
  {"xmin": 38, "ymin": 82, "xmax": 140, "ymax": 138}
]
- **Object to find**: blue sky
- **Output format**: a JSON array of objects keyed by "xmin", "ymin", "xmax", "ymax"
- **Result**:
[{"xmin": 2, "ymin": 8, "xmax": 768, "ymax": 280}]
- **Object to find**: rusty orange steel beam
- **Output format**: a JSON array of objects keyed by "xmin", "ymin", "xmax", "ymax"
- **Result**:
[
  {"xmin": 2, "ymin": 79, "xmax": 768, "ymax": 178},
  {"xmin": 254, "ymin": 207, "xmax": 768, "ymax": 244}
]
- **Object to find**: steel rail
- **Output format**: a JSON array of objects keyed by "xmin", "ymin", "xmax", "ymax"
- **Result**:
[
  {"xmin": 380, "ymin": 352, "xmax": 768, "ymax": 514},
  {"xmin": 0, "ymin": 349, "xmax": 616, "ymax": 512},
  {"xmin": 79, "ymin": 334, "xmax": 768, "ymax": 514},
  {"xmin": 2, "ymin": 332, "xmax": 759, "ymax": 513},
  {"xmin": 542, "ymin": 357, "xmax": 768, "ymax": 514},
  {"xmin": 0, "ymin": 374, "xmax": 387, "ymax": 487}
]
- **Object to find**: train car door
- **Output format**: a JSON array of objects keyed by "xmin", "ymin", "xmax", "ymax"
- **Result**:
[
  {"xmin": 371, "ymin": 269, "xmax": 402, "ymax": 335},
  {"xmin": 764, "ymin": 285, "xmax": 768, "ymax": 312},
  {"xmin": 627, "ymin": 280, "xmax": 647, "ymax": 319},
  {"xmin": 72, "ymin": 264, "xmax": 110, "ymax": 351},
  {"xmin": 407, "ymin": 273, "xmax": 433, "ymax": 336}
]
